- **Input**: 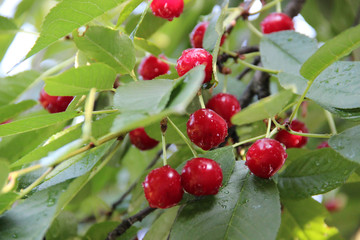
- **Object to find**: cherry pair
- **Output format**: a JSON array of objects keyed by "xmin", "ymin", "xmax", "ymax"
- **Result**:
[{"xmin": 143, "ymin": 158, "xmax": 223, "ymax": 209}]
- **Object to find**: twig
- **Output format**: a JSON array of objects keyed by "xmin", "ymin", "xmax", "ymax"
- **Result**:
[
  {"xmin": 237, "ymin": 56, "xmax": 261, "ymax": 80},
  {"xmin": 239, "ymin": 70, "xmax": 270, "ymax": 108},
  {"xmin": 217, "ymin": 46, "xmax": 259, "ymax": 74},
  {"xmin": 107, "ymin": 146, "xmax": 169, "ymax": 217},
  {"xmin": 283, "ymin": 0, "xmax": 306, "ymax": 18},
  {"xmin": 106, "ymin": 207, "xmax": 156, "ymax": 240}
]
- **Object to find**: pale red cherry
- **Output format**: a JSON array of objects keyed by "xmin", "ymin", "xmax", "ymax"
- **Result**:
[{"xmin": 261, "ymin": 12, "xmax": 294, "ymax": 34}]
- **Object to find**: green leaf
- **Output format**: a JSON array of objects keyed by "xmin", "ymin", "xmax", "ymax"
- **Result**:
[
  {"xmin": 26, "ymin": 0, "xmax": 127, "ymax": 59},
  {"xmin": 166, "ymin": 66, "xmax": 205, "ymax": 113},
  {"xmin": 0, "ymin": 192, "xmax": 18, "ymax": 215},
  {"xmin": 329, "ymin": 125, "xmax": 360, "ymax": 164},
  {"xmin": 134, "ymin": 37, "xmax": 162, "ymax": 56},
  {"xmin": 300, "ymin": 24, "xmax": 360, "ymax": 81},
  {"xmin": 0, "ymin": 111, "xmax": 80, "ymax": 137},
  {"xmin": 322, "ymin": 106, "xmax": 360, "ymax": 120},
  {"xmin": 45, "ymin": 211, "xmax": 78, "ymax": 240},
  {"xmin": 0, "ymin": 160, "xmax": 9, "ymax": 191},
  {"xmin": 36, "ymin": 141, "xmax": 115, "ymax": 190},
  {"xmin": 144, "ymin": 207, "xmax": 179, "ymax": 240},
  {"xmin": 279, "ymin": 62, "xmax": 360, "ymax": 109},
  {"xmin": 44, "ymin": 63, "xmax": 116, "ymax": 96},
  {"xmin": 170, "ymin": 161, "xmax": 280, "ymax": 240},
  {"xmin": 277, "ymin": 148, "xmax": 357, "ymax": 199},
  {"xmin": 277, "ymin": 198, "xmax": 341, "ymax": 240},
  {"xmin": 0, "ymin": 181, "xmax": 70, "ymax": 240},
  {"xmin": 125, "ymin": 12, "xmax": 167, "ymax": 39},
  {"xmin": 84, "ymin": 221, "xmax": 120, "ymax": 240},
  {"xmin": 0, "ymin": 100, "xmax": 37, "ymax": 123},
  {"xmin": 116, "ymin": 0, "xmax": 143, "ymax": 27},
  {"xmin": 0, "ymin": 71, "xmax": 40, "ymax": 105},
  {"xmin": 0, "ymin": 16, "xmax": 18, "ymax": 33},
  {"xmin": 114, "ymin": 79, "xmax": 174, "ymax": 114},
  {"xmin": 73, "ymin": 26, "xmax": 135, "ymax": 74},
  {"xmin": 11, "ymin": 114, "xmax": 117, "ymax": 169},
  {"xmin": 231, "ymin": 90, "xmax": 294, "ymax": 126},
  {"xmin": 260, "ymin": 31, "xmax": 318, "ymax": 74}
]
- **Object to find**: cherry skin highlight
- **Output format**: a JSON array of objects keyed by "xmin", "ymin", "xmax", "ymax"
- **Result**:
[
  {"xmin": 260, "ymin": 12, "xmax": 294, "ymax": 34},
  {"xmin": 187, "ymin": 108, "xmax": 228, "ymax": 151},
  {"xmin": 176, "ymin": 48, "xmax": 213, "ymax": 83},
  {"xmin": 206, "ymin": 93, "xmax": 241, "ymax": 126},
  {"xmin": 142, "ymin": 165, "xmax": 183, "ymax": 209},
  {"xmin": 150, "ymin": 0, "xmax": 184, "ymax": 21},
  {"xmin": 190, "ymin": 21, "xmax": 226, "ymax": 48},
  {"xmin": 275, "ymin": 120, "xmax": 309, "ymax": 148},
  {"xmin": 39, "ymin": 88, "xmax": 74, "ymax": 113},
  {"xmin": 181, "ymin": 157, "xmax": 223, "ymax": 196},
  {"xmin": 246, "ymin": 138, "xmax": 288, "ymax": 178},
  {"xmin": 138, "ymin": 55, "xmax": 170, "ymax": 80},
  {"xmin": 129, "ymin": 127, "xmax": 159, "ymax": 151}
]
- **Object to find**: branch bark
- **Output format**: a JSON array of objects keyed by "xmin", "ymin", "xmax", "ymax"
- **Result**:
[{"xmin": 284, "ymin": 0, "xmax": 306, "ymax": 18}]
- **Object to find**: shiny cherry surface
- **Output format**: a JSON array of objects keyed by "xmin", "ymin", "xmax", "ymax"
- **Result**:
[
  {"xmin": 176, "ymin": 48, "xmax": 213, "ymax": 83},
  {"xmin": 246, "ymin": 138, "xmax": 288, "ymax": 178},
  {"xmin": 150, "ymin": 0, "xmax": 184, "ymax": 21},
  {"xmin": 261, "ymin": 12, "xmax": 294, "ymax": 34},
  {"xmin": 39, "ymin": 89, "xmax": 73, "ymax": 113},
  {"xmin": 187, "ymin": 108, "xmax": 228, "ymax": 150},
  {"xmin": 129, "ymin": 127, "xmax": 159, "ymax": 151},
  {"xmin": 190, "ymin": 21, "xmax": 226, "ymax": 48},
  {"xmin": 206, "ymin": 93, "xmax": 241, "ymax": 126},
  {"xmin": 138, "ymin": 55, "xmax": 169, "ymax": 80},
  {"xmin": 275, "ymin": 120, "xmax": 309, "ymax": 148},
  {"xmin": 142, "ymin": 165, "xmax": 184, "ymax": 209},
  {"xmin": 181, "ymin": 158, "xmax": 223, "ymax": 196}
]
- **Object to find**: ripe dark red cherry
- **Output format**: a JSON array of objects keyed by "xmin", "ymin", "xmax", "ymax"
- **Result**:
[
  {"xmin": 181, "ymin": 158, "xmax": 223, "ymax": 196},
  {"xmin": 246, "ymin": 138, "xmax": 288, "ymax": 178},
  {"xmin": 138, "ymin": 55, "xmax": 170, "ymax": 80},
  {"xmin": 206, "ymin": 93, "xmax": 241, "ymax": 126},
  {"xmin": 176, "ymin": 48, "xmax": 213, "ymax": 83},
  {"xmin": 150, "ymin": 0, "xmax": 184, "ymax": 21},
  {"xmin": 317, "ymin": 141, "xmax": 330, "ymax": 149},
  {"xmin": 187, "ymin": 108, "xmax": 228, "ymax": 150},
  {"xmin": 190, "ymin": 21, "xmax": 226, "ymax": 48},
  {"xmin": 260, "ymin": 12, "xmax": 294, "ymax": 34},
  {"xmin": 129, "ymin": 127, "xmax": 159, "ymax": 150},
  {"xmin": 142, "ymin": 165, "xmax": 183, "ymax": 209},
  {"xmin": 275, "ymin": 120, "xmax": 309, "ymax": 148},
  {"xmin": 39, "ymin": 88, "xmax": 73, "ymax": 113}
]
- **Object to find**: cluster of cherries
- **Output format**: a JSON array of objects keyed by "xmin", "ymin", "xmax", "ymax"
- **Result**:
[{"xmin": 33, "ymin": 1, "xmax": 331, "ymax": 210}]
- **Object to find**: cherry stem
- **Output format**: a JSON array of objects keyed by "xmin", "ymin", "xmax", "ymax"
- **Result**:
[
  {"xmin": 246, "ymin": 21, "xmax": 263, "ymax": 38},
  {"xmin": 266, "ymin": 118, "xmax": 272, "ymax": 138},
  {"xmin": 130, "ymin": 70, "xmax": 138, "ymax": 82},
  {"xmin": 91, "ymin": 109, "xmax": 119, "ymax": 115},
  {"xmin": 18, "ymin": 167, "xmax": 53, "ymax": 198},
  {"xmin": 232, "ymin": 134, "xmax": 266, "ymax": 148},
  {"xmin": 238, "ymin": 58, "xmax": 279, "ymax": 74},
  {"xmin": 276, "ymin": 0, "xmax": 282, "ymax": 12},
  {"xmin": 324, "ymin": 110, "xmax": 337, "ymax": 135},
  {"xmin": 272, "ymin": 117, "xmax": 332, "ymax": 139},
  {"xmin": 197, "ymin": 90, "xmax": 206, "ymax": 109},
  {"xmin": 222, "ymin": 75, "xmax": 228, "ymax": 93},
  {"xmin": 83, "ymin": 88, "xmax": 97, "ymax": 142},
  {"xmin": 289, "ymin": 80, "xmax": 312, "ymax": 122},
  {"xmin": 167, "ymin": 117, "xmax": 198, "ymax": 158}
]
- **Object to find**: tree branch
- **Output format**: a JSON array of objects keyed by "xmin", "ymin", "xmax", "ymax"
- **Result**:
[
  {"xmin": 239, "ymin": 70, "xmax": 270, "ymax": 108},
  {"xmin": 106, "ymin": 207, "xmax": 156, "ymax": 240},
  {"xmin": 237, "ymin": 56, "xmax": 261, "ymax": 80},
  {"xmin": 284, "ymin": 0, "xmax": 306, "ymax": 18}
]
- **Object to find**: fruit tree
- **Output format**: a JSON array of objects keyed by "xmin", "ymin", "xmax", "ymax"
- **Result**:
[{"xmin": 0, "ymin": 0, "xmax": 360, "ymax": 239}]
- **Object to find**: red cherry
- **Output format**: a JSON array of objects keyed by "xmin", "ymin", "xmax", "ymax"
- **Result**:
[
  {"xmin": 187, "ymin": 108, "xmax": 228, "ymax": 151},
  {"xmin": 324, "ymin": 198, "xmax": 343, "ymax": 212},
  {"xmin": 39, "ymin": 88, "xmax": 73, "ymax": 113},
  {"xmin": 190, "ymin": 21, "xmax": 226, "ymax": 48},
  {"xmin": 181, "ymin": 157, "xmax": 223, "ymax": 196},
  {"xmin": 317, "ymin": 141, "xmax": 330, "ymax": 149},
  {"xmin": 176, "ymin": 48, "xmax": 213, "ymax": 83},
  {"xmin": 129, "ymin": 127, "xmax": 159, "ymax": 151},
  {"xmin": 142, "ymin": 165, "xmax": 184, "ymax": 209},
  {"xmin": 246, "ymin": 138, "xmax": 288, "ymax": 178},
  {"xmin": 138, "ymin": 55, "xmax": 170, "ymax": 80},
  {"xmin": 206, "ymin": 93, "xmax": 241, "ymax": 126},
  {"xmin": 260, "ymin": 13, "xmax": 294, "ymax": 34},
  {"xmin": 275, "ymin": 120, "xmax": 309, "ymax": 148},
  {"xmin": 150, "ymin": 0, "xmax": 184, "ymax": 21}
]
